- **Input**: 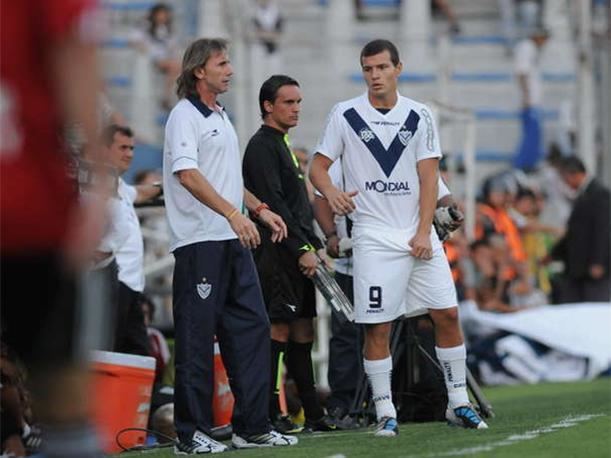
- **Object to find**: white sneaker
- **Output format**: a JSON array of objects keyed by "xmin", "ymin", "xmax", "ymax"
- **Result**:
[
  {"xmin": 446, "ymin": 404, "xmax": 489, "ymax": 430},
  {"xmin": 174, "ymin": 430, "xmax": 228, "ymax": 454},
  {"xmin": 231, "ymin": 430, "xmax": 298, "ymax": 448},
  {"xmin": 374, "ymin": 417, "xmax": 399, "ymax": 437}
]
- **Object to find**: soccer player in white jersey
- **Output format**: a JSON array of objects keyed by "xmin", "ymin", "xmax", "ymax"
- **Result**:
[{"xmin": 310, "ymin": 39, "xmax": 488, "ymax": 435}]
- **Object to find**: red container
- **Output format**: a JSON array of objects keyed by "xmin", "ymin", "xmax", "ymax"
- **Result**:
[{"xmin": 90, "ymin": 351, "xmax": 156, "ymax": 453}]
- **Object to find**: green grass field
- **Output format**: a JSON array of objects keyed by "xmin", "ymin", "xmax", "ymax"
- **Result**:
[{"xmin": 122, "ymin": 379, "xmax": 611, "ymax": 458}]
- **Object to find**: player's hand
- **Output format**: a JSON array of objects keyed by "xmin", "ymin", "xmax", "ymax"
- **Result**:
[
  {"xmin": 326, "ymin": 187, "xmax": 358, "ymax": 216},
  {"xmin": 326, "ymin": 234, "xmax": 340, "ymax": 258},
  {"xmin": 590, "ymin": 264, "xmax": 605, "ymax": 279},
  {"xmin": 298, "ymin": 251, "xmax": 319, "ymax": 278},
  {"xmin": 258, "ymin": 208, "xmax": 288, "ymax": 242},
  {"xmin": 317, "ymin": 248, "xmax": 332, "ymax": 270},
  {"xmin": 409, "ymin": 232, "xmax": 433, "ymax": 260},
  {"xmin": 229, "ymin": 213, "xmax": 261, "ymax": 249}
]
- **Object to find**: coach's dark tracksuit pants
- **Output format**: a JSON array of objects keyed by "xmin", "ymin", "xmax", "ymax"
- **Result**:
[{"xmin": 172, "ymin": 240, "xmax": 271, "ymax": 443}]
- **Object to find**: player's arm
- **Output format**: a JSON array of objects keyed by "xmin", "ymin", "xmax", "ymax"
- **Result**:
[
  {"xmin": 409, "ymin": 158, "xmax": 439, "ymax": 259},
  {"xmin": 243, "ymin": 188, "xmax": 287, "ymax": 243},
  {"xmin": 175, "ymin": 168, "xmax": 261, "ymax": 249},
  {"xmin": 310, "ymin": 153, "xmax": 357, "ymax": 215},
  {"xmin": 134, "ymin": 184, "xmax": 162, "ymax": 204},
  {"xmin": 313, "ymin": 194, "xmax": 340, "ymax": 258}
]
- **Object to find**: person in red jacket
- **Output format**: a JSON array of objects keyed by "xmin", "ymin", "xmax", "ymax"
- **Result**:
[{"xmin": 1, "ymin": 1, "xmax": 107, "ymax": 457}]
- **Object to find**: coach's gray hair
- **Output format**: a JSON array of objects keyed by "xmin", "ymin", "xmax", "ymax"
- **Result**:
[{"xmin": 176, "ymin": 38, "xmax": 228, "ymax": 99}]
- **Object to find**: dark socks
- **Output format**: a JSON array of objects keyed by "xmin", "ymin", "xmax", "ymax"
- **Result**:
[{"xmin": 285, "ymin": 341, "xmax": 324, "ymax": 421}]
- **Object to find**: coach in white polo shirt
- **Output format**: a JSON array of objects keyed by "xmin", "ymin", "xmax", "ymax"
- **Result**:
[
  {"xmin": 102, "ymin": 124, "xmax": 162, "ymax": 356},
  {"xmin": 310, "ymin": 39, "xmax": 488, "ymax": 436},
  {"xmin": 162, "ymin": 38, "xmax": 297, "ymax": 454}
]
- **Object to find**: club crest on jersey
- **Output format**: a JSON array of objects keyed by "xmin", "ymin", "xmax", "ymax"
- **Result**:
[
  {"xmin": 359, "ymin": 127, "xmax": 375, "ymax": 143},
  {"xmin": 398, "ymin": 125, "xmax": 413, "ymax": 146},
  {"xmin": 197, "ymin": 278, "xmax": 212, "ymax": 300}
]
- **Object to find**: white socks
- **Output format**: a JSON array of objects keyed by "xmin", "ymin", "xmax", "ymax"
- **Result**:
[
  {"xmin": 363, "ymin": 356, "xmax": 397, "ymax": 421},
  {"xmin": 436, "ymin": 344, "xmax": 470, "ymax": 408}
]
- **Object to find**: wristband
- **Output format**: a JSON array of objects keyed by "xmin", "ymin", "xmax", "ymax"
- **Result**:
[
  {"xmin": 226, "ymin": 208, "xmax": 239, "ymax": 221},
  {"xmin": 254, "ymin": 202, "xmax": 269, "ymax": 219}
]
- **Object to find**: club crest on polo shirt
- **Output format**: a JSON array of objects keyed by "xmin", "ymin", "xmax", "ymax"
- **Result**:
[{"xmin": 197, "ymin": 278, "xmax": 212, "ymax": 300}]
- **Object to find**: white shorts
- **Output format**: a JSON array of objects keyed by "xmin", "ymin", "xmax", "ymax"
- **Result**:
[{"xmin": 352, "ymin": 227, "xmax": 458, "ymax": 324}]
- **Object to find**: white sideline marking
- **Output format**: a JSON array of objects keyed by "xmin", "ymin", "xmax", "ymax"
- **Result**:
[{"xmin": 428, "ymin": 414, "xmax": 606, "ymax": 457}]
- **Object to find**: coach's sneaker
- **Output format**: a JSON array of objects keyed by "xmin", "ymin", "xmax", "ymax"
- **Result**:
[
  {"xmin": 446, "ymin": 404, "xmax": 489, "ymax": 430},
  {"xmin": 174, "ymin": 430, "xmax": 228, "ymax": 454},
  {"xmin": 231, "ymin": 430, "xmax": 298, "ymax": 448},
  {"xmin": 374, "ymin": 417, "xmax": 399, "ymax": 437}
]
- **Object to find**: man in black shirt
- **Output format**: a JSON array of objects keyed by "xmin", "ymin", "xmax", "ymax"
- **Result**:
[{"xmin": 243, "ymin": 75, "xmax": 336, "ymax": 434}]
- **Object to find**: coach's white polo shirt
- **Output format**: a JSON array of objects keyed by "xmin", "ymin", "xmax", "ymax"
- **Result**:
[
  {"xmin": 163, "ymin": 97, "xmax": 242, "ymax": 252},
  {"xmin": 115, "ymin": 178, "xmax": 145, "ymax": 292}
]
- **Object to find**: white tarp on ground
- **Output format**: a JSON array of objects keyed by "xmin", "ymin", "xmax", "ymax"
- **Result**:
[{"xmin": 461, "ymin": 302, "xmax": 611, "ymax": 384}]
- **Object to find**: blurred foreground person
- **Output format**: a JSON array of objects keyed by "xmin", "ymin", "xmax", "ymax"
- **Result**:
[{"xmin": 1, "ymin": 1, "xmax": 108, "ymax": 457}]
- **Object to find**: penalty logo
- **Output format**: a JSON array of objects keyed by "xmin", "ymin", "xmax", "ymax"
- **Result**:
[
  {"xmin": 359, "ymin": 127, "xmax": 375, "ymax": 143},
  {"xmin": 197, "ymin": 278, "xmax": 212, "ymax": 300}
]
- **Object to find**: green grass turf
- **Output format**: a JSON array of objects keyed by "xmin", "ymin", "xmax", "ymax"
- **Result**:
[{"xmin": 120, "ymin": 378, "xmax": 611, "ymax": 458}]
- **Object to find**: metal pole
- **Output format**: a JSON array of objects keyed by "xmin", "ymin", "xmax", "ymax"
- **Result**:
[
  {"xmin": 577, "ymin": 0, "xmax": 596, "ymax": 172},
  {"xmin": 464, "ymin": 115, "xmax": 477, "ymax": 241},
  {"xmin": 225, "ymin": 0, "xmax": 251, "ymax": 148}
]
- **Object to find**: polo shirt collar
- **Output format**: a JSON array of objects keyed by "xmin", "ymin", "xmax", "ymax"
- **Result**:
[{"xmin": 188, "ymin": 95, "xmax": 223, "ymax": 118}]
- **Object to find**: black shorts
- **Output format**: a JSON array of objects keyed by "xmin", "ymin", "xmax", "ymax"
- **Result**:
[
  {"xmin": 253, "ymin": 240, "xmax": 316, "ymax": 323},
  {"xmin": 1, "ymin": 252, "xmax": 78, "ymax": 367}
]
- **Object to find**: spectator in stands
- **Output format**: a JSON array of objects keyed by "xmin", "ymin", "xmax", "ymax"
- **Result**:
[
  {"xmin": 243, "ymin": 75, "xmax": 337, "ymax": 434},
  {"xmin": 130, "ymin": 3, "xmax": 181, "ymax": 109},
  {"xmin": 249, "ymin": 0, "xmax": 284, "ymax": 116},
  {"xmin": 536, "ymin": 145, "xmax": 575, "ymax": 231},
  {"xmin": 550, "ymin": 156, "xmax": 611, "ymax": 302},
  {"xmin": 510, "ymin": 188, "xmax": 561, "ymax": 296},
  {"xmin": 0, "ymin": 1, "xmax": 108, "ymax": 457},
  {"xmin": 476, "ymin": 174, "xmax": 528, "ymax": 275},
  {"xmin": 103, "ymin": 124, "xmax": 163, "ymax": 356},
  {"xmin": 163, "ymin": 38, "xmax": 295, "ymax": 453},
  {"xmin": 431, "ymin": 0, "xmax": 462, "ymax": 35},
  {"xmin": 513, "ymin": 27, "xmax": 550, "ymax": 171},
  {"xmin": 463, "ymin": 239, "xmax": 530, "ymax": 313},
  {"xmin": 252, "ymin": 0, "xmax": 283, "ymax": 57},
  {"xmin": 498, "ymin": 0, "xmax": 545, "ymax": 50}
]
